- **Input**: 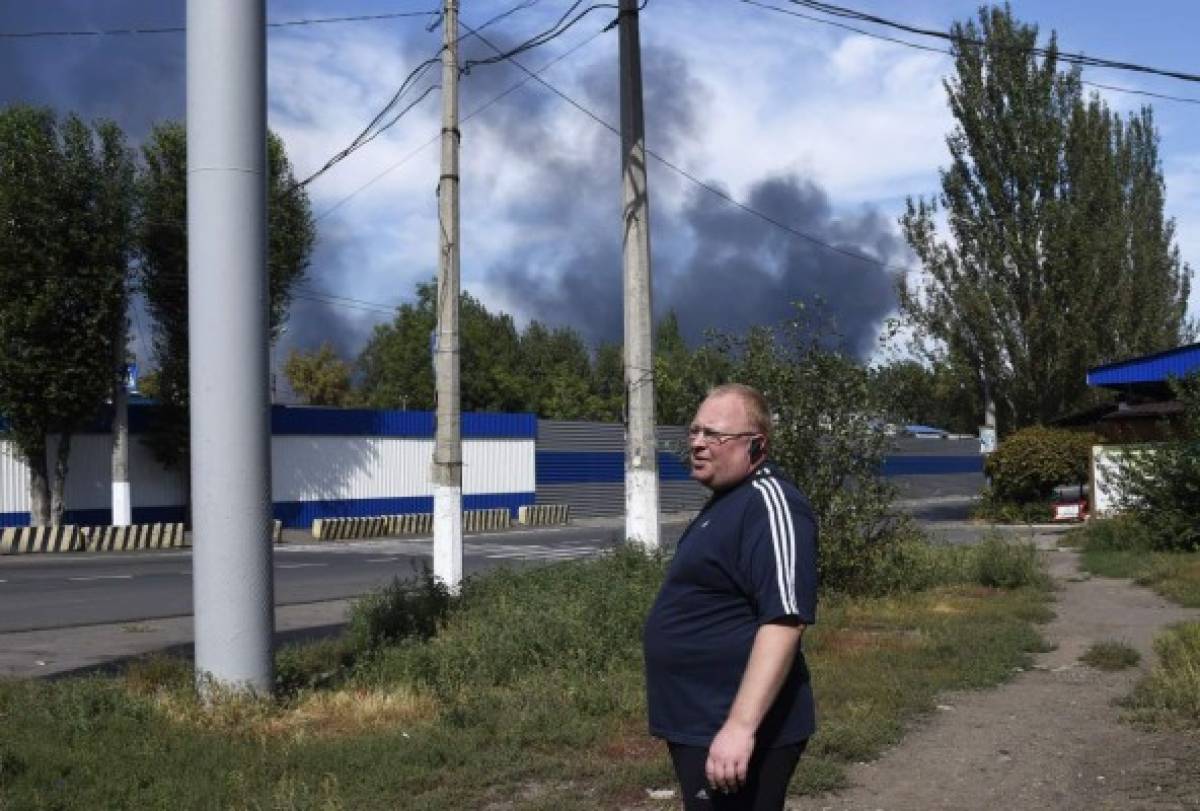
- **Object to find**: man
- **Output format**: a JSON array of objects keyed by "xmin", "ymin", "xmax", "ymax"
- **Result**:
[{"xmin": 644, "ymin": 383, "xmax": 818, "ymax": 811}]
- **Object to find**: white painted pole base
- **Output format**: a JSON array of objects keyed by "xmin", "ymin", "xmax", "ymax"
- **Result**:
[
  {"xmin": 433, "ymin": 485, "xmax": 463, "ymax": 594},
  {"xmin": 625, "ymin": 467, "xmax": 660, "ymax": 551},
  {"xmin": 112, "ymin": 482, "xmax": 132, "ymax": 526}
]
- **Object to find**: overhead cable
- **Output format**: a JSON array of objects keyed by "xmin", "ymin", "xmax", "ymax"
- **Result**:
[{"xmin": 0, "ymin": 10, "xmax": 440, "ymax": 39}]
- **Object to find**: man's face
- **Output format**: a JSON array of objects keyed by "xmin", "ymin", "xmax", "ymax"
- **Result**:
[{"xmin": 688, "ymin": 393, "xmax": 761, "ymax": 492}]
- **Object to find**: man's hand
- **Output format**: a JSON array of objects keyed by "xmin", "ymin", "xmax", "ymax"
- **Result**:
[{"xmin": 705, "ymin": 720, "xmax": 755, "ymax": 793}]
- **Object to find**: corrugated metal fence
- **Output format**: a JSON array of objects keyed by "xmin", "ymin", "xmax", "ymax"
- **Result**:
[{"xmin": 536, "ymin": 420, "xmax": 708, "ymax": 517}]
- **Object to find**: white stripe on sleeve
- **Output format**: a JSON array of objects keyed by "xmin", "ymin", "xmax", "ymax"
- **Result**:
[{"xmin": 753, "ymin": 479, "xmax": 797, "ymax": 615}]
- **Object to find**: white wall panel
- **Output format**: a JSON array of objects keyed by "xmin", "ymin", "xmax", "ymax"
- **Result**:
[
  {"xmin": 272, "ymin": 437, "xmax": 534, "ymax": 501},
  {"xmin": 464, "ymin": 439, "xmax": 535, "ymax": 494},
  {"xmin": 0, "ymin": 441, "xmax": 30, "ymax": 514}
]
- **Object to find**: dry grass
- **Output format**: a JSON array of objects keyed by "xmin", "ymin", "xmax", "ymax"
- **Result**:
[{"xmin": 146, "ymin": 684, "xmax": 438, "ymax": 742}]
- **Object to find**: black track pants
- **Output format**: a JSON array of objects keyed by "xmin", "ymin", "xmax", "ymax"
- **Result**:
[{"xmin": 667, "ymin": 740, "xmax": 806, "ymax": 811}]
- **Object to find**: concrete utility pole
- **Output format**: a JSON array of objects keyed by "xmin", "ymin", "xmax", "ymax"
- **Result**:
[
  {"xmin": 433, "ymin": 0, "xmax": 464, "ymax": 592},
  {"xmin": 111, "ymin": 335, "xmax": 131, "ymax": 527},
  {"xmin": 187, "ymin": 0, "xmax": 275, "ymax": 694},
  {"xmin": 618, "ymin": 0, "xmax": 660, "ymax": 551}
]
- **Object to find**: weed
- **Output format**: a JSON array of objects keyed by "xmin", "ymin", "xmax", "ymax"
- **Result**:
[
  {"xmin": 972, "ymin": 536, "xmax": 1049, "ymax": 589},
  {"xmin": 1080, "ymin": 640, "xmax": 1141, "ymax": 671},
  {"xmin": 1124, "ymin": 622, "xmax": 1200, "ymax": 728}
]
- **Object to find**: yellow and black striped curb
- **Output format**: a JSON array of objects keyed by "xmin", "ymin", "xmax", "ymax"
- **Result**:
[
  {"xmin": 463, "ymin": 508, "xmax": 511, "ymax": 532},
  {"xmin": 517, "ymin": 503, "xmax": 570, "ymax": 526},
  {"xmin": 82, "ymin": 523, "xmax": 187, "ymax": 552},
  {"xmin": 312, "ymin": 516, "xmax": 391, "ymax": 541},
  {"xmin": 0, "ymin": 525, "xmax": 83, "ymax": 555},
  {"xmin": 311, "ymin": 508, "xmax": 518, "ymax": 541}
]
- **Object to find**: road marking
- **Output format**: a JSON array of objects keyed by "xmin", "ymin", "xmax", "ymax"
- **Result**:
[
  {"xmin": 277, "ymin": 563, "xmax": 329, "ymax": 569},
  {"xmin": 366, "ymin": 557, "xmax": 399, "ymax": 563},
  {"xmin": 68, "ymin": 574, "xmax": 133, "ymax": 582}
]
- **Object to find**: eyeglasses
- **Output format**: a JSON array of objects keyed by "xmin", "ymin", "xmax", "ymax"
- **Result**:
[{"xmin": 687, "ymin": 426, "xmax": 759, "ymax": 446}]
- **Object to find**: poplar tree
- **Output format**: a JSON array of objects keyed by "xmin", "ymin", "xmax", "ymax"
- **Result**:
[
  {"xmin": 136, "ymin": 121, "xmax": 316, "ymax": 470},
  {"xmin": 900, "ymin": 6, "xmax": 1193, "ymax": 431},
  {"xmin": 0, "ymin": 106, "xmax": 135, "ymax": 525}
]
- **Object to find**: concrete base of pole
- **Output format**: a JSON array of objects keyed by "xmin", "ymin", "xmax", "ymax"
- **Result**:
[
  {"xmin": 112, "ymin": 482, "xmax": 132, "ymax": 526},
  {"xmin": 433, "ymin": 485, "xmax": 463, "ymax": 593},
  {"xmin": 625, "ymin": 467, "xmax": 660, "ymax": 550}
]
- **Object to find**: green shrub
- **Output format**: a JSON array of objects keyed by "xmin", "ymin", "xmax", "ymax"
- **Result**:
[
  {"xmin": 1069, "ymin": 515, "xmax": 1156, "ymax": 552},
  {"xmin": 1111, "ymin": 375, "xmax": 1200, "ymax": 552},
  {"xmin": 971, "ymin": 536, "xmax": 1048, "ymax": 589},
  {"xmin": 346, "ymin": 565, "xmax": 451, "ymax": 654},
  {"xmin": 972, "ymin": 491, "xmax": 1053, "ymax": 524},
  {"xmin": 1124, "ymin": 621, "xmax": 1200, "ymax": 727},
  {"xmin": 985, "ymin": 425, "xmax": 1098, "ymax": 503}
]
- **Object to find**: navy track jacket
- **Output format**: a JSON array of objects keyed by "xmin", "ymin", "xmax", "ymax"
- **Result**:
[{"xmin": 643, "ymin": 463, "xmax": 819, "ymax": 747}]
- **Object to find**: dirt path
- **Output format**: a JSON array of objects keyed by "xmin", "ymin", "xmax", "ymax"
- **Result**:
[{"xmin": 790, "ymin": 538, "xmax": 1200, "ymax": 810}]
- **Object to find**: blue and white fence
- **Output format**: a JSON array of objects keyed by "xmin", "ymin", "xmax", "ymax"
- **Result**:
[
  {"xmin": 0, "ymin": 407, "xmax": 985, "ymax": 529},
  {"xmin": 0, "ymin": 405, "xmax": 536, "ymax": 529}
]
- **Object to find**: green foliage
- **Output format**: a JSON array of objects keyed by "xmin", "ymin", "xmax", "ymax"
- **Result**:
[
  {"xmin": 346, "ymin": 567, "xmax": 451, "ymax": 655},
  {"xmin": 706, "ymin": 304, "xmax": 904, "ymax": 594},
  {"xmin": 0, "ymin": 105, "xmax": 135, "ymax": 524},
  {"xmin": 1080, "ymin": 640, "xmax": 1140, "ymax": 671},
  {"xmin": 283, "ymin": 342, "xmax": 357, "ymax": 407},
  {"xmin": 1071, "ymin": 517, "xmax": 1200, "ymax": 608},
  {"xmin": 870, "ymin": 357, "xmax": 979, "ymax": 435},
  {"xmin": 1112, "ymin": 375, "xmax": 1200, "ymax": 552},
  {"xmin": 972, "ymin": 492, "xmax": 1053, "ymax": 524},
  {"xmin": 984, "ymin": 425, "xmax": 1097, "ymax": 503},
  {"xmin": 357, "ymin": 545, "xmax": 666, "ymax": 695},
  {"xmin": 971, "ymin": 536, "xmax": 1049, "ymax": 589},
  {"xmin": 136, "ymin": 122, "xmax": 315, "ymax": 471},
  {"xmin": 900, "ymin": 6, "xmax": 1193, "ymax": 433},
  {"xmin": 654, "ymin": 311, "xmax": 731, "ymax": 425},
  {"xmin": 1124, "ymin": 622, "xmax": 1200, "ymax": 728}
]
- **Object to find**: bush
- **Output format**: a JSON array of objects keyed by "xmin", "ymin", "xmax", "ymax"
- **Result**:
[
  {"xmin": 346, "ymin": 565, "xmax": 451, "ymax": 654},
  {"xmin": 971, "ymin": 536, "xmax": 1048, "ymax": 589},
  {"xmin": 985, "ymin": 425, "xmax": 1098, "ymax": 503},
  {"xmin": 972, "ymin": 491, "xmax": 1053, "ymax": 524},
  {"xmin": 1112, "ymin": 375, "xmax": 1200, "ymax": 552},
  {"xmin": 713, "ymin": 304, "xmax": 902, "ymax": 595}
]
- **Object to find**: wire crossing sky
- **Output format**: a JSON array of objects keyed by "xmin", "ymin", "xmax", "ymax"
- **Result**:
[{"xmin": 2, "ymin": 0, "xmax": 1198, "ymax": 370}]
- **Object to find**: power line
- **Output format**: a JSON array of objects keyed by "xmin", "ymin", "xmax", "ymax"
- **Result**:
[
  {"xmin": 0, "ymin": 10, "xmax": 440, "ymax": 39},
  {"xmin": 315, "ymin": 24, "xmax": 609, "ymax": 221},
  {"xmin": 460, "ymin": 18, "xmax": 911, "ymax": 275},
  {"xmin": 780, "ymin": 0, "xmax": 1200, "ymax": 85},
  {"xmin": 297, "ymin": 1, "xmax": 621, "ymax": 189},
  {"xmin": 742, "ymin": 0, "xmax": 1200, "ymax": 107}
]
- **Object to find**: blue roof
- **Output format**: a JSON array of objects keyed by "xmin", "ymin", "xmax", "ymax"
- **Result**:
[
  {"xmin": 1087, "ymin": 342, "xmax": 1200, "ymax": 388},
  {"xmin": 905, "ymin": 424, "xmax": 947, "ymax": 436}
]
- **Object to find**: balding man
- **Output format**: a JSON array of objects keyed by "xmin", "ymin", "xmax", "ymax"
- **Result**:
[{"xmin": 644, "ymin": 383, "xmax": 819, "ymax": 811}]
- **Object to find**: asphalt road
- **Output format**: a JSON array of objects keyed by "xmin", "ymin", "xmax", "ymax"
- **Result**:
[{"xmin": 0, "ymin": 523, "xmax": 690, "ymax": 634}]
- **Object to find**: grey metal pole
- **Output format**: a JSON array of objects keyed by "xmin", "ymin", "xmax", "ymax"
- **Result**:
[
  {"xmin": 433, "ymin": 0, "xmax": 464, "ymax": 592},
  {"xmin": 111, "ymin": 330, "xmax": 131, "ymax": 526},
  {"xmin": 618, "ymin": 0, "xmax": 660, "ymax": 551},
  {"xmin": 187, "ymin": 0, "xmax": 275, "ymax": 694}
]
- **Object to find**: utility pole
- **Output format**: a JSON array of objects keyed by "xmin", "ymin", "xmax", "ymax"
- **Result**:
[
  {"xmin": 111, "ymin": 329, "xmax": 131, "ymax": 526},
  {"xmin": 187, "ymin": 0, "xmax": 275, "ymax": 694},
  {"xmin": 618, "ymin": 0, "xmax": 660, "ymax": 551},
  {"xmin": 433, "ymin": 0, "xmax": 464, "ymax": 592}
]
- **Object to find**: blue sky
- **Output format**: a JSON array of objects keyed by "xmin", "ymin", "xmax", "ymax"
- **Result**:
[{"xmin": 2, "ymin": 0, "xmax": 1198, "ymax": 370}]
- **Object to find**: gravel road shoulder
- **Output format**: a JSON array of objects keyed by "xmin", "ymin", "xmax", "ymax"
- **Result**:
[{"xmin": 790, "ymin": 541, "xmax": 1200, "ymax": 810}]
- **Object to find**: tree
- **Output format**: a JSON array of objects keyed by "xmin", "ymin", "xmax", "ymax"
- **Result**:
[
  {"xmin": 710, "ymin": 306, "xmax": 903, "ymax": 594},
  {"xmin": 136, "ymin": 121, "xmax": 316, "ymax": 470},
  {"xmin": 870, "ymin": 358, "xmax": 979, "ymax": 434},
  {"xmin": 653, "ymin": 311, "xmax": 731, "ymax": 425},
  {"xmin": 283, "ymin": 343, "xmax": 356, "ymax": 407},
  {"xmin": 0, "ymin": 106, "xmax": 135, "ymax": 525},
  {"xmin": 900, "ymin": 6, "xmax": 1193, "ymax": 433}
]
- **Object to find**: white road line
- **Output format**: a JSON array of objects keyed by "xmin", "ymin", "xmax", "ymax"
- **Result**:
[
  {"xmin": 68, "ymin": 574, "xmax": 133, "ymax": 582},
  {"xmin": 365, "ymin": 557, "xmax": 399, "ymax": 563},
  {"xmin": 277, "ymin": 563, "xmax": 329, "ymax": 570}
]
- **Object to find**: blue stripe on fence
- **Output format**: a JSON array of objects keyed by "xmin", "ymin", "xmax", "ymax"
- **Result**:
[
  {"xmin": 881, "ymin": 455, "xmax": 984, "ymax": 475},
  {"xmin": 538, "ymin": 451, "xmax": 984, "ymax": 483},
  {"xmin": 535, "ymin": 451, "xmax": 694, "ymax": 484}
]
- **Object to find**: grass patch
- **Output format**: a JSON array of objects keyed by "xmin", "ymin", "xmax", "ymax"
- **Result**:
[
  {"xmin": 1080, "ymin": 640, "xmax": 1141, "ymax": 671},
  {"xmin": 971, "ymin": 493, "xmax": 1053, "ymax": 524},
  {"xmin": 0, "ymin": 541, "xmax": 1052, "ymax": 809},
  {"xmin": 1070, "ymin": 518, "xmax": 1200, "ymax": 608},
  {"xmin": 1123, "ymin": 622, "xmax": 1200, "ymax": 729}
]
